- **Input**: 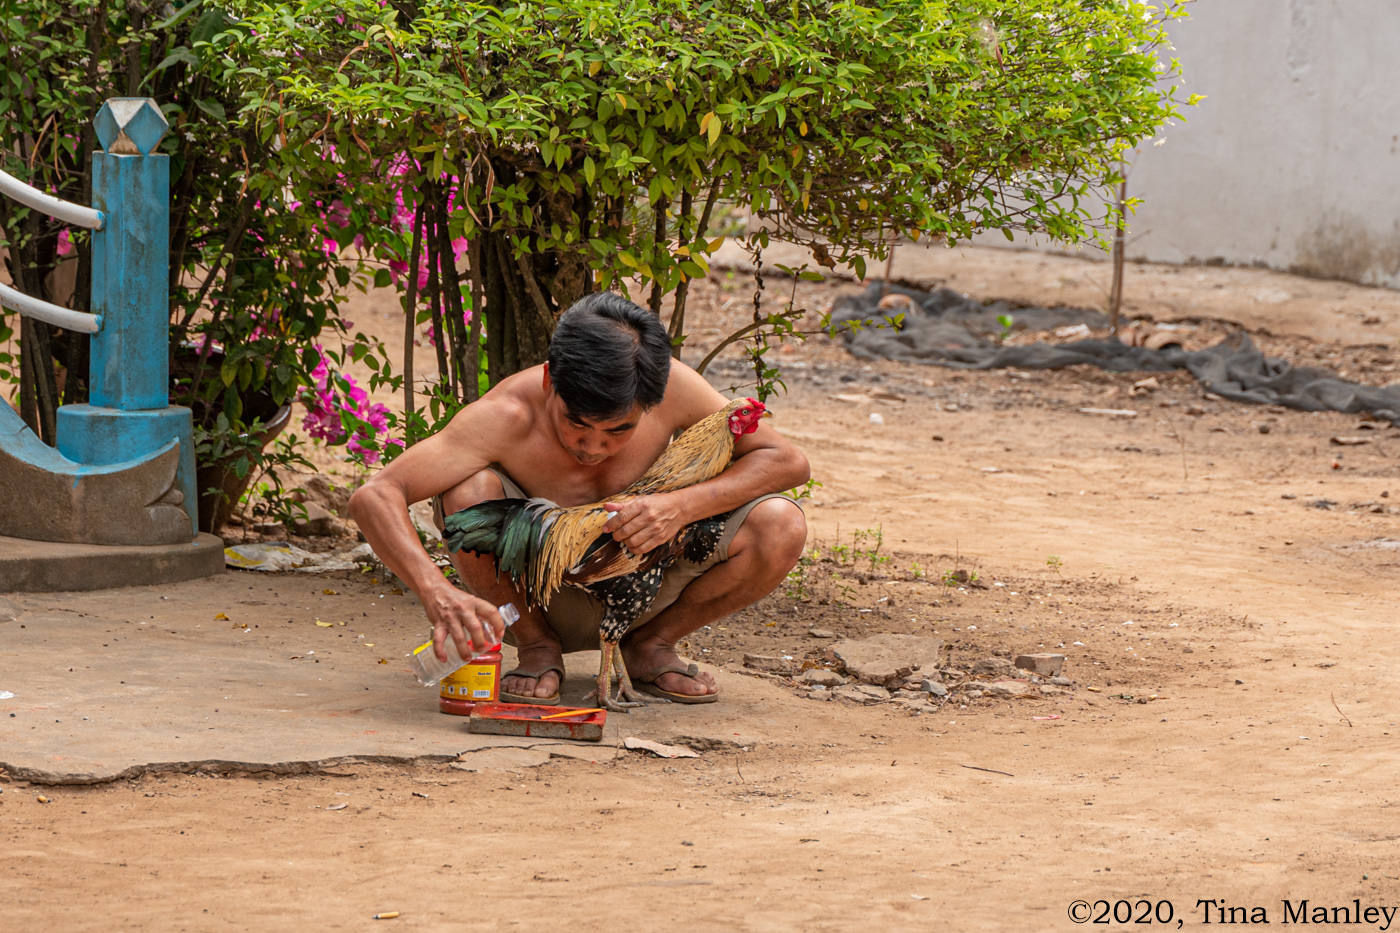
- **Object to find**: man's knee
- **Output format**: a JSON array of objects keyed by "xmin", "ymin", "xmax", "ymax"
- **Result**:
[
  {"xmin": 440, "ymin": 469, "xmax": 507, "ymax": 515},
  {"xmin": 734, "ymin": 498, "xmax": 808, "ymax": 572}
]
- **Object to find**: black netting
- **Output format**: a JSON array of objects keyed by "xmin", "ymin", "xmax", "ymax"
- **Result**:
[{"xmin": 833, "ymin": 283, "xmax": 1400, "ymax": 424}]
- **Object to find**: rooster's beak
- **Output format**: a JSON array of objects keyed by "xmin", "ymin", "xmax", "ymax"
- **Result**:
[{"xmin": 762, "ymin": 410, "xmax": 773, "ymax": 419}]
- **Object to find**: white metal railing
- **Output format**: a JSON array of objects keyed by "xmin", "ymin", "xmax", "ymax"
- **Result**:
[
  {"xmin": 0, "ymin": 169, "xmax": 104, "ymax": 229},
  {"xmin": 0, "ymin": 168, "xmax": 105, "ymax": 333},
  {"xmin": 0, "ymin": 281, "xmax": 101, "ymax": 333}
]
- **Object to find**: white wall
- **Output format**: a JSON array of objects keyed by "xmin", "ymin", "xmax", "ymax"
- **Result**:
[{"xmin": 1009, "ymin": 0, "xmax": 1400, "ymax": 289}]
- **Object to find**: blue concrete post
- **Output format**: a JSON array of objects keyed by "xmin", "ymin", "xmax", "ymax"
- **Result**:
[
  {"xmin": 88, "ymin": 98, "xmax": 171, "ymax": 409},
  {"xmin": 55, "ymin": 98, "xmax": 198, "ymax": 538}
]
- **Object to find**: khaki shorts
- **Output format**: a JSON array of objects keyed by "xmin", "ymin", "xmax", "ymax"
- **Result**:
[{"xmin": 433, "ymin": 466, "xmax": 801, "ymax": 653}]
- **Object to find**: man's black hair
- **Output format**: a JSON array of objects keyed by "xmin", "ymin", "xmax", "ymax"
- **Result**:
[{"xmin": 547, "ymin": 292, "xmax": 671, "ymax": 421}]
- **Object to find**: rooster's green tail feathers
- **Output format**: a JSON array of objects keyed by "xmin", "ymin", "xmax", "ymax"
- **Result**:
[{"xmin": 441, "ymin": 497, "xmax": 554, "ymax": 605}]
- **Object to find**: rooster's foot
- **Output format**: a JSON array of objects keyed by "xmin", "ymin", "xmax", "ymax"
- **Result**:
[{"xmin": 582, "ymin": 685, "xmax": 647, "ymax": 711}]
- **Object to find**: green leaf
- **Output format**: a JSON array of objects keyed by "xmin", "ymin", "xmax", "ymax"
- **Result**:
[
  {"xmin": 583, "ymin": 155, "xmax": 596, "ymax": 185},
  {"xmin": 190, "ymin": 7, "xmax": 231, "ymax": 45},
  {"xmin": 194, "ymin": 98, "xmax": 225, "ymax": 120},
  {"xmin": 374, "ymin": 268, "xmax": 392, "ymax": 288}
]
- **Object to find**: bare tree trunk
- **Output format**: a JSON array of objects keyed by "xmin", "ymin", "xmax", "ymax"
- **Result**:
[
  {"xmin": 424, "ymin": 184, "xmax": 449, "ymax": 393},
  {"xmin": 1108, "ymin": 177, "xmax": 1127, "ymax": 336},
  {"xmin": 401, "ymin": 196, "xmax": 424, "ymax": 436}
]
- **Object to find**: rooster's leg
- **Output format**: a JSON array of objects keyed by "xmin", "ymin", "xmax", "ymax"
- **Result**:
[
  {"xmin": 583, "ymin": 635, "xmax": 646, "ymax": 711},
  {"xmin": 611, "ymin": 642, "xmax": 648, "ymax": 706}
]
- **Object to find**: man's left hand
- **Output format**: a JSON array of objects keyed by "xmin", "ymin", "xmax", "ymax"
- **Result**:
[{"xmin": 603, "ymin": 493, "xmax": 688, "ymax": 555}]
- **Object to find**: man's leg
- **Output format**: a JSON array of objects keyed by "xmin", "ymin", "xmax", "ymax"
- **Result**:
[
  {"xmin": 440, "ymin": 471, "xmax": 564, "ymax": 701},
  {"xmin": 620, "ymin": 498, "xmax": 807, "ymax": 698}
]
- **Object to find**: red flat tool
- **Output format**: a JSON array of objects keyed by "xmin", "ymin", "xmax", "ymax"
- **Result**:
[{"xmin": 467, "ymin": 702, "xmax": 607, "ymax": 741}]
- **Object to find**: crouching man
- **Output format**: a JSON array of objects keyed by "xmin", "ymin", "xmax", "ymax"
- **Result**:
[{"xmin": 350, "ymin": 292, "xmax": 809, "ymax": 705}]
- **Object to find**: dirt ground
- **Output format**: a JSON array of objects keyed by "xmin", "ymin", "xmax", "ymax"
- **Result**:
[{"xmin": 4, "ymin": 248, "xmax": 1400, "ymax": 931}]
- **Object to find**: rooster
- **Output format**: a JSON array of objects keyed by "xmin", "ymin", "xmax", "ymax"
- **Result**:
[{"xmin": 443, "ymin": 397, "xmax": 769, "ymax": 710}]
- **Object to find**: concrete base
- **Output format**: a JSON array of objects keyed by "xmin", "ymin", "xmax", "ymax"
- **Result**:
[
  {"xmin": 0, "ymin": 532, "xmax": 224, "ymax": 592},
  {"xmin": 56, "ymin": 403, "xmax": 199, "ymax": 536}
]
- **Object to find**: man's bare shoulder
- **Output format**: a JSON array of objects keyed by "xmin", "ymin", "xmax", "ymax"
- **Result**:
[
  {"xmin": 440, "ymin": 367, "xmax": 542, "ymax": 444},
  {"xmin": 657, "ymin": 359, "xmax": 730, "ymax": 430}
]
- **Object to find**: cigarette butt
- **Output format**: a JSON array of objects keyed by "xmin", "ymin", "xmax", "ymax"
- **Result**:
[
  {"xmin": 539, "ymin": 707, "xmax": 605, "ymax": 720},
  {"xmin": 373, "ymin": 912, "xmax": 400, "ymax": 920}
]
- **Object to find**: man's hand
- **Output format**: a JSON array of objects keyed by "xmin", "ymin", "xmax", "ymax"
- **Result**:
[
  {"xmin": 424, "ymin": 584, "xmax": 506, "ymax": 663},
  {"xmin": 602, "ymin": 492, "xmax": 689, "ymax": 555}
]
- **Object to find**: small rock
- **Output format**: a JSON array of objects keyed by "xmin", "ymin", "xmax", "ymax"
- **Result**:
[
  {"xmin": 985, "ymin": 681, "xmax": 1033, "ymax": 697},
  {"xmin": 743, "ymin": 654, "xmax": 793, "ymax": 674},
  {"xmin": 808, "ymin": 628, "xmax": 835, "ymax": 639},
  {"xmin": 293, "ymin": 501, "xmax": 348, "ymax": 538},
  {"xmin": 971, "ymin": 657, "xmax": 1015, "ymax": 677},
  {"xmin": 869, "ymin": 412, "xmax": 885, "ymax": 425},
  {"xmin": 1039, "ymin": 685, "xmax": 1067, "ymax": 696},
  {"xmin": 0, "ymin": 597, "xmax": 19, "ymax": 623},
  {"xmin": 1130, "ymin": 377, "xmax": 1160, "ymax": 396},
  {"xmin": 832, "ymin": 684, "xmax": 889, "ymax": 705},
  {"xmin": 1014, "ymin": 653, "xmax": 1065, "ymax": 677},
  {"xmin": 1186, "ymin": 405, "xmax": 1206, "ymax": 416},
  {"xmin": 991, "ymin": 648, "xmax": 1010, "ymax": 658},
  {"xmin": 965, "ymin": 689, "xmax": 984, "ymax": 699},
  {"xmin": 1257, "ymin": 423, "xmax": 1272, "ymax": 434},
  {"xmin": 1050, "ymin": 676, "xmax": 1072, "ymax": 687},
  {"xmin": 922, "ymin": 680, "xmax": 949, "ymax": 697},
  {"xmin": 291, "ymin": 474, "xmax": 353, "ymax": 516},
  {"xmin": 800, "ymin": 669, "xmax": 846, "ymax": 688}
]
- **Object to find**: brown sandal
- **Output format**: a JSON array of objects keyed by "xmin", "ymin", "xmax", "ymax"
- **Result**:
[{"xmin": 633, "ymin": 663, "xmax": 719, "ymax": 705}]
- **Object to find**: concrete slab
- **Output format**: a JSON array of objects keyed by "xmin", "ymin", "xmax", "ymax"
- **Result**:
[
  {"xmin": 0, "ymin": 575, "xmax": 783, "ymax": 784},
  {"xmin": 0, "ymin": 532, "xmax": 224, "ymax": 592}
]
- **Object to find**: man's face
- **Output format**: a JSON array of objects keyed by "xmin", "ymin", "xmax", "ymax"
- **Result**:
[{"xmin": 546, "ymin": 394, "xmax": 645, "ymax": 466}]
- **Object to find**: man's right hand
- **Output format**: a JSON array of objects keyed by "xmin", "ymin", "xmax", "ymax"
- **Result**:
[{"xmin": 424, "ymin": 585, "xmax": 505, "ymax": 663}]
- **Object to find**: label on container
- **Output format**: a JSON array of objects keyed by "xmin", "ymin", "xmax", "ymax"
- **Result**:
[{"xmin": 439, "ymin": 660, "xmax": 499, "ymax": 703}]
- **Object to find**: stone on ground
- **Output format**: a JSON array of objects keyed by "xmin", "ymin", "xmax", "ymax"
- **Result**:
[
  {"xmin": 825, "ymin": 634, "xmax": 943, "ymax": 687},
  {"xmin": 800, "ymin": 669, "xmax": 846, "ymax": 687},
  {"xmin": 743, "ymin": 653, "xmax": 793, "ymax": 674},
  {"xmin": 293, "ymin": 501, "xmax": 348, "ymax": 538},
  {"xmin": 1015, "ymin": 652, "xmax": 1066, "ymax": 676}
]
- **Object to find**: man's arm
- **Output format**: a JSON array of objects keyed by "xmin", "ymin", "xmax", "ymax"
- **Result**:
[
  {"xmin": 603, "ymin": 365, "xmax": 810, "ymax": 554},
  {"xmin": 348, "ymin": 392, "xmax": 526, "ymax": 660}
]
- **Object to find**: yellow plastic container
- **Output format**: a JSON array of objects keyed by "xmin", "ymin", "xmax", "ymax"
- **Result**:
[{"xmin": 438, "ymin": 649, "xmax": 502, "ymax": 715}]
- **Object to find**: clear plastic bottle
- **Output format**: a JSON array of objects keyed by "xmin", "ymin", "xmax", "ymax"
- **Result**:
[{"xmin": 408, "ymin": 602, "xmax": 520, "ymax": 687}]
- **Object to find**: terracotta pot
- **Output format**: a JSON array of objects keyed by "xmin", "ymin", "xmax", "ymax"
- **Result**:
[{"xmin": 195, "ymin": 402, "xmax": 292, "ymax": 533}]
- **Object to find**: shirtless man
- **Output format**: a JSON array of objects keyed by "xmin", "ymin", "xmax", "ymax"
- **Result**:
[{"xmin": 349, "ymin": 292, "xmax": 809, "ymax": 704}]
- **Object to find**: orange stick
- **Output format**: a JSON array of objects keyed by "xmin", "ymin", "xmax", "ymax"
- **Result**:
[{"xmin": 538, "ymin": 707, "xmax": 605, "ymax": 720}]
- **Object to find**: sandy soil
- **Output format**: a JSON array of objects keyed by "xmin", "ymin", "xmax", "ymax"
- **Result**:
[{"xmin": 4, "ymin": 252, "xmax": 1400, "ymax": 931}]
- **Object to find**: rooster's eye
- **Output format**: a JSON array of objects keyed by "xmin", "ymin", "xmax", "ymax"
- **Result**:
[{"xmin": 740, "ymin": 408, "xmax": 750, "ymax": 415}]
